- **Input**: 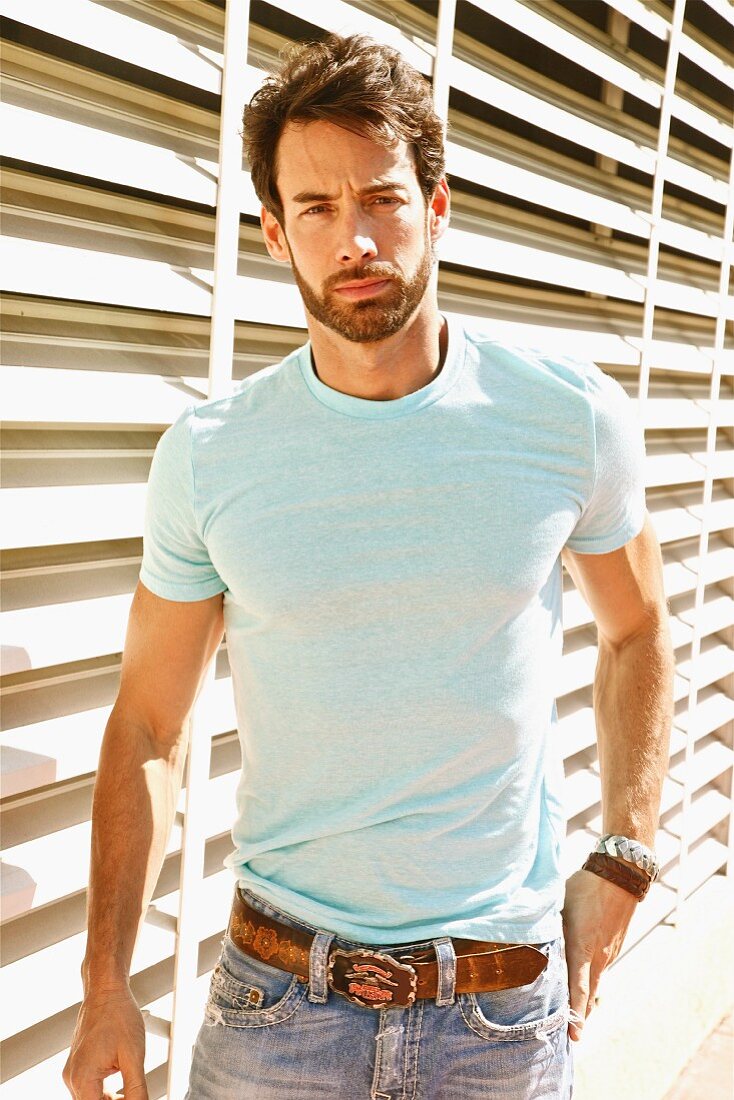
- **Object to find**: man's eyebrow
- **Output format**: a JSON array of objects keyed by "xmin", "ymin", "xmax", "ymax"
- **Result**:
[{"xmin": 291, "ymin": 180, "xmax": 410, "ymax": 204}]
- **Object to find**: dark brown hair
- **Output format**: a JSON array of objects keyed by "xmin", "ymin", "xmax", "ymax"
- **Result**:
[{"xmin": 243, "ymin": 33, "xmax": 446, "ymax": 223}]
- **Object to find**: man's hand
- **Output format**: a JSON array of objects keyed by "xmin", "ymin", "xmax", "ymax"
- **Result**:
[
  {"xmin": 63, "ymin": 984, "xmax": 148, "ymax": 1100},
  {"xmin": 561, "ymin": 866, "xmax": 638, "ymax": 1042}
]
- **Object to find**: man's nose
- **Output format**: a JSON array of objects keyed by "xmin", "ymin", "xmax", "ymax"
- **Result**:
[{"xmin": 335, "ymin": 210, "xmax": 378, "ymax": 265}]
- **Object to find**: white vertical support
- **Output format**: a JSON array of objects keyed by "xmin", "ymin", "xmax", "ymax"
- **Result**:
[
  {"xmin": 677, "ymin": 132, "xmax": 734, "ymax": 910},
  {"xmin": 432, "ymin": 0, "xmax": 457, "ymax": 131},
  {"xmin": 208, "ymin": 0, "xmax": 252, "ymax": 403},
  {"xmin": 628, "ymin": 0, "xmax": 684, "ymax": 925},
  {"xmin": 167, "ymin": 2, "xmax": 251, "ymax": 1097},
  {"xmin": 636, "ymin": 0, "xmax": 684, "ymax": 416}
]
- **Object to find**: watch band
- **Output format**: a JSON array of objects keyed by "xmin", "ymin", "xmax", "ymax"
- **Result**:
[
  {"xmin": 595, "ymin": 834, "xmax": 660, "ymax": 881},
  {"xmin": 582, "ymin": 851, "xmax": 652, "ymax": 901}
]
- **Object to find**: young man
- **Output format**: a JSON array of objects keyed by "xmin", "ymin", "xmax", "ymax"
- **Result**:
[{"xmin": 64, "ymin": 32, "xmax": 674, "ymax": 1100}]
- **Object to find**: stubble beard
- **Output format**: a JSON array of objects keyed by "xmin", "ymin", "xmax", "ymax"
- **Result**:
[{"xmin": 287, "ymin": 232, "xmax": 436, "ymax": 344}]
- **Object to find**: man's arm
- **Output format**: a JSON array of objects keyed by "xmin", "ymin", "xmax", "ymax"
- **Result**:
[
  {"xmin": 63, "ymin": 580, "xmax": 224, "ymax": 1100},
  {"xmin": 560, "ymin": 512, "xmax": 675, "ymax": 1040}
]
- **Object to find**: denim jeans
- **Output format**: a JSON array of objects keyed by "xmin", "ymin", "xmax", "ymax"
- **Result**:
[{"xmin": 185, "ymin": 886, "xmax": 574, "ymax": 1099}]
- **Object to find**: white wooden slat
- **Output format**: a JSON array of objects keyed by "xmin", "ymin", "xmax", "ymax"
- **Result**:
[
  {"xmin": 473, "ymin": 0, "xmax": 732, "ymax": 147},
  {"xmin": 1, "ymin": 594, "xmax": 129, "ymax": 672},
  {"xmin": 642, "ymin": 394, "xmax": 734, "ymax": 430},
  {"xmin": 2, "ymin": 771, "xmax": 239, "ymax": 920},
  {"xmin": 272, "ymin": 0, "xmax": 433, "ymax": 75},
  {"xmin": 604, "ymin": 0, "xmax": 670, "ymax": 40},
  {"xmin": 449, "ymin": 57, "xmax": 729, "ymax": 205},
  {"xmin": 0, "ymin": 365, "xmax": 204, "ymax": 428},
  {"xmin": 680, "ymin": 28, "xmax": 734, "ymax": 92},
  {"xmin": 1, "ymin": 103, "xmax": 219, "ymax": 207},
  {"xmin": 443, "ymin": 220, "xmax": 731, "ymax": 319},
  {"xmin": 0, "ymin": 1030, "xmax": 170, "ymax": 1100},
  {"xmin": 665, "ymin": 836, "xmax": 730, "ymax": 894},
  {"xmin": 6, "ymin": 227, "xmax": 729, "ymax": 334},
  {"xmin": 0, "ymin": 483, "xmax": 146, "ymax": 549},
  {"xmin": 6, "ymin": 100, "xmax": 726, "ymax": 268},
  {"xmin": 702, "ymin": 0, "xmax": 734, "ymax": 29},
  {"xmin": 669, "ymin": 738, "xmax": 734, "ymax": 791},
  {"xmin": 0, "ymin": 682, "xmax": 237, "ymax": 799},
  {"xmin": 0, "ymin": 238, "xmax": 307, "ymax": 327},
  {"xmin": 665, "ymin": 787, "xmax": 732, "ymax": 842},
  {"xmin": 447, "ymin": 139, "xmax": 727, "ymax": 263},
  {"xmin": 0, "ymin": 0, "xmax": 225, "ymax": 94},
  {"xmin": 681, "ymin": 689, "xmax": 734, "ymax": 741},
  {"xmin": 1, "ymin": 865, "xmax": 234, "ymax": 1041}
]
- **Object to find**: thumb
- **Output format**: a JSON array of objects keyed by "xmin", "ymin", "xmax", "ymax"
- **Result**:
[{"xmin": 119, "ymin": 1060, "xmax": 149, "ymax": 1100}]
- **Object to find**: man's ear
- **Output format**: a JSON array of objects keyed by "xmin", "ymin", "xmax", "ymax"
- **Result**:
[
  {"xmin": 261, "ymin": 205, "xmax": 290, "ymax": 263},
  {"xmin": 428, "ymin": 178, "xmax": 450, "ymax": 244}
]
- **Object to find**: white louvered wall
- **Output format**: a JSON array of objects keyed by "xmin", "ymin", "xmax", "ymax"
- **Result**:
[{"xmin": 0, "ymin": 1, "xmax": 732, "ymax": 1097}]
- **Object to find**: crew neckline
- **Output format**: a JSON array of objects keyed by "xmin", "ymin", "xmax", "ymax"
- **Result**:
[{"xmin": 297, "ymin": 314, "xmax": 466, "ymax": 419}]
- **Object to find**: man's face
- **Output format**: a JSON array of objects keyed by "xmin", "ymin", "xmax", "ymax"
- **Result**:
[{"xmin": 261, "ymin": 120, "xmax": 447, "ymax": 343}]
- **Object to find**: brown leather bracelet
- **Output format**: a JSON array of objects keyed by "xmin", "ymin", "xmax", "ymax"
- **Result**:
[{"xmin": 582, "ymin": 851, "xmax": 652, "ymax": 901}]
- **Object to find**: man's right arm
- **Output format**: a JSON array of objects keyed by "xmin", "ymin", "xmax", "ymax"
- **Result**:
[{"xmin": 63, "ymin": 579, "xmax": 224, "ymax": 1100}]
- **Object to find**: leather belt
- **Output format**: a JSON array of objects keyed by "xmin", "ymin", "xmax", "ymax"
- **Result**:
[{"xmin": 228, "ymin": 888, "xmax": 549, "ymax": 1010}]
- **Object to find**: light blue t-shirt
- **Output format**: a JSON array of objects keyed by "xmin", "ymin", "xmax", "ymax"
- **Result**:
[{"xmin": 140, "ymin": 314, "xmax": 647, "ymax": 944}]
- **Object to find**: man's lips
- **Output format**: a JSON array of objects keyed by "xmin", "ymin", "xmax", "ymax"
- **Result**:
[{"xmin": 332, "ymin": 278, "xmax": 391, "ymax": 300}]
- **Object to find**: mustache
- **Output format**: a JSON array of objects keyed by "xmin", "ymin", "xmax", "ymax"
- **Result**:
[{"xmin": 324, "ymin": 264, "xmax": 399, "ymax": 292}]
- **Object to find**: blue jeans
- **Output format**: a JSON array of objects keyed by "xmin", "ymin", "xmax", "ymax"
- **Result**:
[{"xmin": 185, "ymin": 886, "xmax": 574, "ymax": 1098}]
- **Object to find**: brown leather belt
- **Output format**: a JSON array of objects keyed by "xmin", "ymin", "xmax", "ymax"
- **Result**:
[{"xmin": 228, "ymin": 888, "xmax": 548, "ymax": 1010}]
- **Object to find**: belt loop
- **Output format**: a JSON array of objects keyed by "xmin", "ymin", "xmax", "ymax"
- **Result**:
[
  {"xmin": 433, "ymin": 937, "xmax": 457, "ymax": 1006},
  {"xmin": 308, "ymin": 930, "xmax": 335, "ymax": 1003}
]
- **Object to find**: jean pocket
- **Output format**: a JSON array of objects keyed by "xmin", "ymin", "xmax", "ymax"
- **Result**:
[
  {"xmin": 204, "ymin": 934, "xmax": 308, "ymax": 1029},
  {"xmin": 457, "ymin": 937, "xmax": 570, "ymax": 1043}
]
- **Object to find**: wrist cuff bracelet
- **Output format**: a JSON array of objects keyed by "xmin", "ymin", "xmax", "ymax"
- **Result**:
[{"xmin": 582, "ymin": 851, "xmax": 652, "ymax": 901}]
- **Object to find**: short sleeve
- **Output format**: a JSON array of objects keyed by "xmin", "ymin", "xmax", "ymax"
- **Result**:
[
  {"xmin": 139, "ymin": 406, "xmax": 227, "ymax": 601},
  {"xmin": 565, "ymin": 365, "xmax": 647, "ymax": 554}
]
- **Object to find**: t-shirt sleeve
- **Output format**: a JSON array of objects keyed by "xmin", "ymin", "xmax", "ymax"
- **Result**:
[
  {"xmin": 564, "ymin": 364, "xmax": 647, "ymax": 554},
  {"xmin": 139, "ymin": 406, "xmax": 227, "ymax": 601}
]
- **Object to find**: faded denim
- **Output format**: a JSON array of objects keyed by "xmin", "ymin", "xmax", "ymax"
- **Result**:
[{"xmin": 184, "ymin": 887, "xmax": 574, "ymax": 1099}]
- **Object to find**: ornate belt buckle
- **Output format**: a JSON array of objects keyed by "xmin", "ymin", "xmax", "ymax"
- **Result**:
[{"xmin": 327, "ymin": 948, "xmax": 418, "ymax": 1009}]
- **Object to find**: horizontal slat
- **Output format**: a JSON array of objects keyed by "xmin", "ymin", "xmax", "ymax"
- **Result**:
[
  {"xmin": 1, "ymin": 681, "xmax": 237, "ymax": 799},
  {"xmin": 0, "ymin": 0, "xmax": 225, "ymax": 94},
  {"xmin": 664, "ymin": 787, "xmax": 732, "ymax": 842},
  {"xmin": 272, "ymin": 0, "xmax": 433, "ymax": 74},
  {"xmin": 0, "ymin": 365, "xmax": 204, "ymax": 429},
  {"xmin": 1, "ymin": 864, "xmax": 234, "ymax": 1041},
  {"xmin": 2, "ymin": 770, "xmax": 239, "ymax": 920},
  {"xmin": 473, "ymin": 0, "xmax": 732, "ymax": 146},
  {"xmin": 449, "ymin": 58, "xmax": 729, "ymax": 206},
  {"xmin": 669, "ymin": 737, "xmax": 734, "ymax": 792}
]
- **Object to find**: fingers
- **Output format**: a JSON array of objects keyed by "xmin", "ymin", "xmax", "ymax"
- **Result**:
[{"xmin": 566, "ymin": 954, "xmax": 591, "ymax": 1042}]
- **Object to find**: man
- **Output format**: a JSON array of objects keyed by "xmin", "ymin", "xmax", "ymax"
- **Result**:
[{"xmin": 64, "ymin": 32, "xmax": 674, "ymax": 1100}]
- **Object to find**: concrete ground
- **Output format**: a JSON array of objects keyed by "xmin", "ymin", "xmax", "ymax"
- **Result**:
[{"xmin": 662, "ymin": 1010, "xmax": 733, "ymax": 1100}]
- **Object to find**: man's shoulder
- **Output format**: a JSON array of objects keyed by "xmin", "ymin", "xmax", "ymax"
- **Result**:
[
  {"xmin": 188, "ymin": 345, "xmax": 304, "ymax": 428},
  {"xmin": 462, "ymin": 323, "xmax": 603, "ymax": 399}
]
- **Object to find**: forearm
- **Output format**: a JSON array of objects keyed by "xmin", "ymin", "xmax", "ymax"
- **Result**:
[
  {"xmin": 594, "ymin": 617, "xmax": 675, "ymax": 850},
  {"xmin": 82, "ymin": 708, "xmax": 189, "ymax": 992}
]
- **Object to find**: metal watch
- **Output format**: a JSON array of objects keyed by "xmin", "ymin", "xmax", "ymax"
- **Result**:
[{"xmin": 594, "ymin": 834, "xmax": 660, "ymax": 882}]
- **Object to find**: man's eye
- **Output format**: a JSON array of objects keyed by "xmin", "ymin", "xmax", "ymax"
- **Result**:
[{"xmin": 373, "ymin": 197, "xmax": 399, "ymax": 206}]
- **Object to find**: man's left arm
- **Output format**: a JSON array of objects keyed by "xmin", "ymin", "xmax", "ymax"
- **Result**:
[{"xmin": 560, "ymin": 511, "xmax": 675, "ymax": 1042}]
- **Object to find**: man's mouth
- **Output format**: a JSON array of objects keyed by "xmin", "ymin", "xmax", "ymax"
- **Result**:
[{"xmin": 332, "ymin": 278, "xmax": 391, "ymax": 300}]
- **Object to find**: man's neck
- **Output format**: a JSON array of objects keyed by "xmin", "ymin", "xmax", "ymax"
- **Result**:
[{"xmin": 307, "ymin": 303, "xmax": 448, "ymax": 402}]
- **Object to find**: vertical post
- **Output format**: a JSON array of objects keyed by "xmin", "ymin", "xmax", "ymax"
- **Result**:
[
  {"xmin": 629, "ymin": 0, "xmax": 684, "ymax": 925},
  {"xmin": 636, "ymin": 0, "xmax": 685, "ymax": 417},
  {"xmin": 676, "ymin": 132, "xmax": 734, "ymax": 912},
  {"xmin": 167, "ymin": 2, "xmax": 251, "ymax": 1097},
  {"xmin": 208, "ymin": 0, "xmax": 252, "ymax": 402},
  {"xmin": 432, "ymin": 0, "xmax": 457, "ymax": 131}
]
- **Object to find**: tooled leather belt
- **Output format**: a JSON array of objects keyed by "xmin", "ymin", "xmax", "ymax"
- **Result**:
[{"xmin": 227, "ymin": 887, "xmax": 548, "ymax": 1010}]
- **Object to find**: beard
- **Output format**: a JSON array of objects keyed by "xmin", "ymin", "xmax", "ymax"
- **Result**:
[{"xmin": 287, "ymin": 232, "xmax": 436, "ymax": 344}]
